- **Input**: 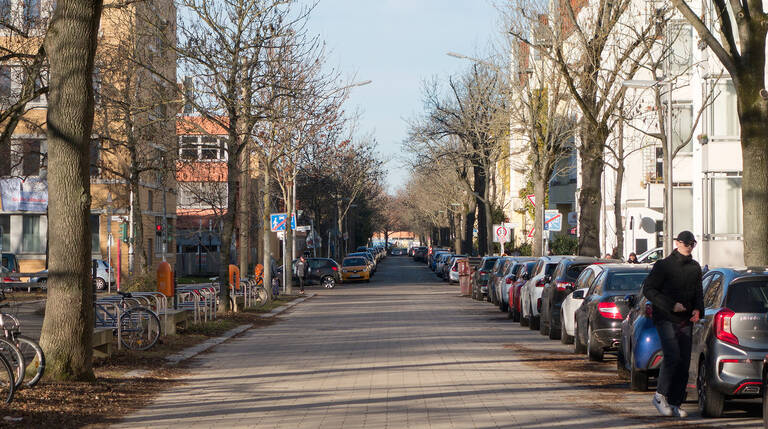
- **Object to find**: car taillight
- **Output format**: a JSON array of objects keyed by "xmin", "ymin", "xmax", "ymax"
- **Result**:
[
  {"xmin": 598, "ymin": 302, "xmax": 622, "ymax": 319},
  {"xmin": 555, "ymin": 281, "xmax": 573, "ymax": 292},
  {"xmin": 452, "ymin": 266, "xmax": 458, "ymax": 272},
  {"xmin": 715, "ymin": 308, "xmax": 739, "ymax": 345},
  {"xmin": 332, "ymin": 266, "xmax": 338, "ymax": 271},
  {"xmin": 535, "ymin": 279, "xmax": 545, "ymax": 287},
  {"xmin": 506, "ymin": 277, "xmax": 513, "ymax": 284},
  {"xmin": 645, "ymin": 303, "xmax": 653, "ymax": 318}
]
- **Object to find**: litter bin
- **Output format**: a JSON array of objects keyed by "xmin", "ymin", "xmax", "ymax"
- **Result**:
[{"xmin": 458, "ymin": 259, "xmax": 471, "ymax": 296}]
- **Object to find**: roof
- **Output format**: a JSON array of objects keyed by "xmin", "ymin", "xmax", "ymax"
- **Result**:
[{"xmin": 177, "ymin": 116, "xmax": 228, "ymax": 136}]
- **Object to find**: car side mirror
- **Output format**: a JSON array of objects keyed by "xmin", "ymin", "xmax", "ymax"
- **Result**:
[{"xmin": 572, "ymin": 289, "xmax": 585, "ymax": 299}]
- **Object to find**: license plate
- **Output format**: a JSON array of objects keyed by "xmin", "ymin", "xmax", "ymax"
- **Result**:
[{"xmin": 350, "ymin": 274, "xmax": 360, "ymax": 278}]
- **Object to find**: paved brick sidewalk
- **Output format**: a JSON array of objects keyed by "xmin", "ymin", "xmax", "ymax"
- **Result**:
[{"xmin": 114, "ymin": 258, "xmax": 730, "ymax": 428}]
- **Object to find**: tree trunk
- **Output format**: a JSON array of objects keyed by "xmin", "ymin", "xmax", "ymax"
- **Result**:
[
  {"xmin": 462, "ymin": 199, "xmax": 476, "ymax": 255},
  {"xmin": 283, "ymin": 179, "xmax": 294, "ymax": 295},
  {"xmin": 129, "ymin": 170, "xmax": 147, "ymax": 273},
  {"xmin": 533, "ymin": 177, "xmax": 546, "ymax": 257},
  {"xmin": 238, "ymin": 146, "xmax": 250, "ymax": 278},
  {"xmin": 218, "ymin": 134, "xmax": 238, "ymax": 313},
  {"xmin": 39, "ymin": 0, "xmax": 103, "ymax": 381},
  {"xmin": 738, "ymin": 86, "xmax": 768, "ymax": 266},
  {"xmin": 261, "ymin": 163, "xmax": 273, "ymax": 298},
  {"xmin": 455, "ymin": 211, "xmax": 463, "ymax": 254},
  {"xmin": 474, "ymin": 164, "xmax": 488, "ymax": 256},
  {"xmin": 577, "ymin": 123, "xmax": 606, "ymax": 257},
  {"xmin": 614, "ymin": 119, "xmax": 626, "ymax": 259}
]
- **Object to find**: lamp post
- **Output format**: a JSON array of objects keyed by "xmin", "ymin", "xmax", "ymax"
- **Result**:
[
  {"xmin": 106, "ymin": 192, "xmax": 113, "ymax": 293},
  {"xmin": 622, "ymin": 79, "xmax": 674, "ymax": 255}
]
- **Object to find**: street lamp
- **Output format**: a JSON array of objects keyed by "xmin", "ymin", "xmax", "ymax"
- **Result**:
[
  {"xmin": 622, "ymin": 79, "xmax": 674, "ymax": 255},
  {"xmin": 106, "ymin": 192, "xmax": 113, "ymax": 293}
]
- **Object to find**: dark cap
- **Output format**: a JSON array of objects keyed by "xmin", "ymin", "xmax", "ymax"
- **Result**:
[{"xmin": 674, "ymin": 230, "xmax": 696, "ymax": 245}]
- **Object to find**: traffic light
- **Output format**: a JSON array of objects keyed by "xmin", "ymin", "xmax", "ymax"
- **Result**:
[{"xmin": 155, "ymin": 222, "xmax": 163, "ymax": 236}]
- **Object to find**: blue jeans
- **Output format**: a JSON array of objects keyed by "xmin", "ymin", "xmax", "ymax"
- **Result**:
[{"xmin": 655, "ymin": 319, "xmax": 692, "ymax": 406}]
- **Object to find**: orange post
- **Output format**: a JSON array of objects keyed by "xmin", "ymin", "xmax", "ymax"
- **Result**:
[
  {"xmin": 229, "ymin": 264, "xmax": 240, "ymax": 291},
  {"xmin": 157, "ymin": 261, "xmax": 174, "ymax": 297},
  {"xmin": 254, "ymin": 264, "xmax": 264, "ymax": 286}
]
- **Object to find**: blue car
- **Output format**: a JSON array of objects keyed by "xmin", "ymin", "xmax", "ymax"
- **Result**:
[{"xmin": 617, "ymin": 267, "xmax": 744, "ymax": 391}]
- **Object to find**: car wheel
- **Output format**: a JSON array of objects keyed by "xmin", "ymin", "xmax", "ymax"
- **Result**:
[
  {"xmin": 574, "ymin": 320, "xmax": 586, "ymax": 353},
  {"xmin": 560, "ymin": 311, "xmax": 573, "ymax": 344},
  {"xmin": 520, "ymin": 306, "xmax": 529, "ymax": 327},
  {"xmin": 322, "ymin": 276, "xmax": 335, "ymax": 289},
  {"xmin": 763, "ymin": 369, "xmax": 768, "ymax": 426},
  {"xmin": 698, "ymin": 358, "xmax": 724, "ymax": 417},
  {"xmin": 616, "ymin": 346, "xmax": 630, "ymax": 380},
  {"xmin": 529, "ymin": 305, "xmax": 540, "ymax": 330},
  {"xmin": 630, "ymin": 351, "xmax": 648, "ymax": 391},
  {"xmin": 499, "ymin": 301, "xmax": 508, "ymax": 313},
  {"xmin": 95, "ymin": 277, "xmax": 106, "ymax": 291},
  {"xmin": 587, "ymin": 325, "xmax": 603, "ymax": 361},
  {"xmin": 548, "ymin": 308, "xmax": 561, "ymax": 340},
  {"xmin": 539, "ymin": 309, "xmax": 550, "ymax": 336}
]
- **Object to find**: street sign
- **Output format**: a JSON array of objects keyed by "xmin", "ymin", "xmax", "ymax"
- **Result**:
[
  {"xmin": 270, "ymin": 213, "xmax": 297, "ymax": 232},
  {"xmin": 527, "ymin": 227, "xmax": 535, "ymax": 238},
  {"xmin": 493, "ymin": 224, "xmax": 509, "ymax": 243},
  {"xmin": 277, "ymin": 231, "xmax": 285, "ymax": 240},
  {"xmin": 527, "ymin": 194, "xmax": 536, "ymax": 207},
  {"xmin": 569, "ymin": 227, "xmax": 577, "ymax": 235},
  {"xmin": 544, "ymin": 210, "xmax": 562, "ymax": 232},
  {"xmin": 568, "ymin": 211, "xmax": 577, "ymax": 226},
  {"xmin": 296, "ymin": 226, "xmax": 311, "ymax": 232}
]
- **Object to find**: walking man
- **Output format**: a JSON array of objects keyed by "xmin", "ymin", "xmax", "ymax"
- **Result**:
[
  {"xmin": 642, "ymin": 230, "xmax": 703, "ymax": 418},
  {"xmin": 295, "ymin": 255, "xmax": 308, "ymax": 294}
]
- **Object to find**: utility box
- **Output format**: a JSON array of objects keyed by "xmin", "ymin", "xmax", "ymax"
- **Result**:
[{"xmin": 157, "ymin": 261, "xmax": 174, "ymax": 297}]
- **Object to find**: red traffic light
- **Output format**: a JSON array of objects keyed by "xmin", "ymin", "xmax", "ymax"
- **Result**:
[{"xmin": 156, "ymin": 223, "xmax": 163, "ymax": 235}]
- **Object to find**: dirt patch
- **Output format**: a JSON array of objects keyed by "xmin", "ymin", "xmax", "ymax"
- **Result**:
[{"xmin": 0, "ymin": 311, "xmax": 277, "ymax": 428}]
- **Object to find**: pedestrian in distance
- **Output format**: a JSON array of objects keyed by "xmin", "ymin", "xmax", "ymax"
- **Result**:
[
  {"xmin": 627, "ymin": 252, "xmax": 639, "ymax": 263},
  {"xmin": 642, "ymin": 230, "xmax": 703, "ymax": 418},
  {"xmin": 295, "ymin": 255, "xmax": 308, "ymax": 295}
]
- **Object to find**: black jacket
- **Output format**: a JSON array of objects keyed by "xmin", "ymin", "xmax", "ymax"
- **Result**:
[{"xmin": 642, "ymin": 250, "xmax": 704, "ymax": 324}]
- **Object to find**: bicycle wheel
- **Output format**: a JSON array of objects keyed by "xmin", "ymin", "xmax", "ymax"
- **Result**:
[
  {"xmin": 0, "ymin": 338, "xmax": 24, "ymax": 390},
  {"xmin": 14, "ymin": 335, "xmax": 44, "ymax": 388},
  {"xmin": 0, "ymin": 353, "xmax": 15, "ymax": 403},
  {"xmin": 251, "ymin": 286, "xmax": 269, "ymax": 307},
  {"xmin": 119, "ymin": 307, "xmax": 160, "ymax": 351}
]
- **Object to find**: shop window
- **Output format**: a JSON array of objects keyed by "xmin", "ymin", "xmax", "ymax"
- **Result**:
[
  {"xmin": 710, "ymin": 176, "xmax": 742, "ymax": 235},
  {"xmin": 90, "ymin": 214, "xmax": 99, "ymax": 252},
  {"xmin": 22, "ymin": 215, "xmax": 41, "ymax": 253}
]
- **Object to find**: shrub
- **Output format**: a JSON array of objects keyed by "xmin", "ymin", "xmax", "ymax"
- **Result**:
[
  {"xmin": 550, "ymin": 234, "xmax": 578, "ymax": 255},
  {"xmin": 121, "ymin": 271, "xmax": 157, "ymax": 292}
]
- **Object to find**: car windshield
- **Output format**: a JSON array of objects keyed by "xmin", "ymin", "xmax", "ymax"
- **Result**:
[
  {"xmin": 545, "ymin": 263, "xmax": 557, "ymax": 276},
  {"xmin": 482, "ymin": 259, "xmax": 497, "ymax": 270},
  {"xmin": 343, "ymin": 258, "xmax": 366, "ymax": 267},
  {"xmin": 605, "ymin": 272, "xmax": 648, "ymax": 292},
  {"xmin": 725, "ymin": 281, "xmax": 768, "ymax": 313}
]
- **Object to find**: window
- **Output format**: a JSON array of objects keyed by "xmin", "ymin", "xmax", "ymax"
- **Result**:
[
  {"xmin": 147, "ymin": 190, "xmax": 153, "ymax": 212},
  {"xmin": 671, "ymin": 104, "xmax": 693, "ymax": 152},
  {"xmin": 200, "ymin": 136, "xmax": 218, "ymax": 160},
  {"xmin": 0, "ymin": 67, "xmax": 10, "ymax": 101},
  {"xmin": 0, "ymin": 215, "xmax": 9, "ymax": 252},
  {"xmin": 655, "ymin": 147, "xmax": 663, "ymax": 180},
  {"xmin": 90, "ymin": 214, "xmax": 99, "ymax": 251},
  {"xmin": 22, "ymin": 140, "xmax": 40, "ymax": 176},
  {"xmin": 147, "ymin": 239, "xmax": 153, "ymax": 263},
  {"xmin": 178, "ymin": 135, "xmax": 225, "ymax": 161},
  {"xmin": 0, "ymin": 143, "xmax": 9, "ymax": 176},
  {"xmin": 703, "ymin": 274, "xmax": 723, "ymax": 308},
  {"xmin": 710, "ymin": 176, "xmax": 742, "ymax": 235},
  {"xmin": 725, "ymin": 281, "xmax": 768, "ymax": 313},
  {"xmin": 180, "ymin": 136, "xmax": 197, "ymax": 160},
  {"xmin": 667, "ymin": 23, "xmax": 692, "ymax": 75},
  {"xmin": 22, "ymin": 215, "xmax": 41, "ymax": 253},
  {"xmin": 711, "ymin": 81, "xmax": 739, "ymax": 137},
  {"xmin": 24, "ymin": 0, "xmax": 41, "ymax": 26},
  {"xmin": 672, "ymin": 186, "xmax": 693, "ymax": 233},
  {"xmin": 0, "ymin": 0, "xmax": 9, "ymax": 21}
]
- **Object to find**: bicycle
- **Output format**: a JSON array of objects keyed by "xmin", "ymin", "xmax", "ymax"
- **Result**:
[
  {"xmin": 94, "ymin": 291, "xmax": 161, "ymax": 351},
  {"xmin": 0, "ymin": 305, "xmax": 44, "ymax": 389}
]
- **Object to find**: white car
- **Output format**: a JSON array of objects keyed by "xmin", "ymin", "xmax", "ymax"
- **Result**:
[
  {"xmin": 28, "ymin": 258, "xmax": 115, "ymax": 291},
  {"xmin": 637, "ymin": 247, "xmax": 663, "ymax": 263},
  {"xmin": 521, "ymin": 257, "xmax": 562, "ymax": 330},
  {"xmin": 558, "ymin": 264, "xmax": 608, "ymax": 344},
  {"xmin": 448, "ymin": 257, "xmax": 466, "ymax": 284}
]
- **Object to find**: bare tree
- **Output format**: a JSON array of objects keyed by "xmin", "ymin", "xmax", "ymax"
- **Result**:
[{"xmin": 39, "ymin": 0, "xmax": 103, "ymax": 381}]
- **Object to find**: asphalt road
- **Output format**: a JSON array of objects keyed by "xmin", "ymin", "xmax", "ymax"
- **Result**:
[{"xmin": 114, "ymin": 256, "xmax": 762, "ymax": 428}]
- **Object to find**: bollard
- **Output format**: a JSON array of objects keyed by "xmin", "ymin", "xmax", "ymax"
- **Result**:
[{"xmin": 157, "ymin": 261, "xmax": 174, "ymax": 297}]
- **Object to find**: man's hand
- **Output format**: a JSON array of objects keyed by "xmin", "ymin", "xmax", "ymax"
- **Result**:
[
  {"xmin": 690, "ymin": 309, "xmax": 700, "ymax": 323},
  {"xmin": 673, "ymin": 302, "xmax": 686, "ymax": 313}
]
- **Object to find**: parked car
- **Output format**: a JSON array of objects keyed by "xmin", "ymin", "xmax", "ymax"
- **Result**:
[
  {"xmin": 92, "ymin": 259, "xmax": 116, "ymax": 291},
  {"xmin": 688, "ymin": 268, "xmax": 768, "ymax": 417},
  {"xmin": 617, "ymin": 295, "xmax": 662, "ymax": 391},
  {"xmin": 447, "ymin": 256, "xmax": 468, "ymax": 284},
  {"xmin": 1, "ymin": 253, "xmax": 19, "ymax": 274},
  {"xmin": 428, "ymin": 247, "xmax": 451, "ymax": 268},
  {"xmin": 509, "ymin": 261, "xmax": 538, "ymax": 323},
  {"xmin": 472, "ymin": 256, "xmax": 498, "ymax": 300},
  {"xmin": 430, "ymin": 251, "xmax": 451, "ymax": 271},
  {"xmin": 540, "ymin": 257, "xmax": 614, "ymax": 339},
  {"xmin": 573, "ymin": 264, "xmax": 652, "ymax": 361},
  {"xmin": 521, "ymin": 257, "xmax": 564, "ymax": 330},
  {"xmin": 488, "ymin": 257, "xmax": 513, "ymax": 305},
  {"xmin": 559, "ymin": 264, "xmax": 608, "ymax": 344},
  {"xmin": 499, "ymin": 258, "xmax": 536, "ymax": 313},
  {"xmin": 348, "ymin": 252, "xmax": 376, "ymax": 274},
  {"xmin": 435, "ymin": 253, "xmax": 454, "ymax": 278},
  {"xmin": 341, "ymin": 256, "xmax": 371, "ymax": 282},
  {"xmin": 637, "ymin": 247, "xmax": 663, "ymax": 263},
  {"xmin": 390, "ymin": 248, "xmax": 407, "ymax": 256},
  {"xmin": 292, "ymin": 257, "xmax": 342, "ymax": 288},
  {"xmin": 442, "ymin": 254, "xmax": 466, "ymax": 280},
  {"xmin": 413, "ymin": 247, "xmax": 428, "ymax": 262}
]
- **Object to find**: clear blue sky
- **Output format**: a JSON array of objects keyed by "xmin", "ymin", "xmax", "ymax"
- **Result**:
[{"xmin": 303, "ymin": 0, "xmax": 502, "ymax": 192}]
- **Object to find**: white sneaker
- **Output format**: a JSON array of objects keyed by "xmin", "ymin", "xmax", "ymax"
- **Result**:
[
  {"xmin": 671, "ymin": 406, "xmax": 688, "ymax": 418},
  {"xmin": 653, "ymin": 392, "xmax": 674, "ymax": 417}
]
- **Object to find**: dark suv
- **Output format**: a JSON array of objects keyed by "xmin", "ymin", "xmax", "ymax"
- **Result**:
[
  {"xmin": 574, "ymin": 264, "xmax": 652, "ymax": 361},
  {"xmin": 292, "ymin": 258, "xmax": 342, "ymax": 288},
  {"xmin": 472, "ymin": 256, "xmax": 498, "ymax": 300},
  {"xmin": 540, "ymin": 257, "xmax": 613, "ymax": 340},
  {"xmin": 691, "ymin": 268, "xmax": 768, "ymax": 417}
]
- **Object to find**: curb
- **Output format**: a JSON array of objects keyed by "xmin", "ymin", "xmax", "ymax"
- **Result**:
[
  {"xmin": 164, "ymin": 292, "xmax": 316, "ymax": 364},
  {"xmin": 259, "ymin": 292, "xmax": 315, "ymax": 319}
]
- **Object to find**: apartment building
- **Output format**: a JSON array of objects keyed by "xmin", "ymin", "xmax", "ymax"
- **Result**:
[{"xmin": 0, "ymin": 0, "xmax": 177, "ymax": 274}]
